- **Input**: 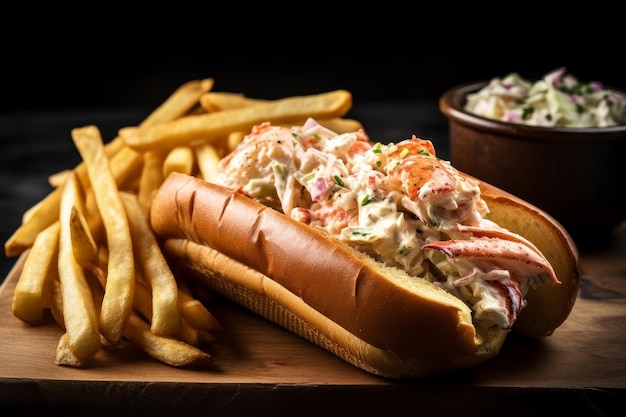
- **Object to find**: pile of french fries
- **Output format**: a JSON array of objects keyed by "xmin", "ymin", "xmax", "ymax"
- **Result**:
[{"xmin": 4, "ymin": 77, "xmax": 359, "ymax": 368}]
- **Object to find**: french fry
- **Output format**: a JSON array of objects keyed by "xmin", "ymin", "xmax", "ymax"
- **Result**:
[
  {"xmin": 72, "ymin": 125, "xmax": 135, "ymax": 346},
  {"xmin": 121, "ymin": 192, "xmax": 181, "ymax": 336},
  {"xmin": 49, "ymin": 275, "xmax": 65, "ymax": 329},
  {"xmin": 5, "ymin": 76, "xmax": 208, "ymax": 257},
  {"xmin": 162, "ymin": 146, "xmax": 195, "ymax": 178},
  {"xmin": 177, "ymin": 286, "xmax": 223, "ymax": 332},
  {"xmin": 137, "ymin": 150, "xmax": 166, "ymax": 214},
  {"xmin": 132, "ymin": 279, "xmax": 212, "ymax": 347},
  {"xmin": 316, "ymin": 118, "xmax": 363, "ymax": 133},
  {"xmin": 69, "ymin": 205, "xmax": 99, "ymax": 270},
  {"xmin": 199, "ymin": 92, "xmax": 266, "ymax": 112},
  {"xmin": 12, "ymin": 222, "xmax": 60, "ymax": 325},
  {"xmin": 227, "ymin": 131, "xmax": 246, "ymax": 152},
  {"xmin": 48, "ymin": 169, "xmax": 72, "ymax": 188},
  {"xmin": 57, "ymin": 171, "xmax": 101, "ymax": 364},
  {"xmin": 123, "ymin": 313, "xmax": 213, "ymax": 367},
  {"xmin": 55, "ymin": 333, "xmax": 85, "ymax": 367},
  {"xmin": 119, "ymin": 90, "xmax": 353, "ymax": 151},
  {"xmin": 140, "ymin": 78, "xmax": 214, "ymax": 127},
  {"xmin": 5, "ymin": 137, "xmax": 128, "ymax": 257},
  {"xmin": 200, "ymin": 91, "xmax": 363, "ymax": 133},
  {"xmin": 195, "ymin": 143, "xmax": 221, "ymax": 183},
  {"xmin": 107, "ymin": 146, "xmax": 144, "ymax": 192}
]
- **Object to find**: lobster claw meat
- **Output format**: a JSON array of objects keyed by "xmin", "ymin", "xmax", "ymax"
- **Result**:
[{"xmin": 422, "ymin": 223, "xmax": 560, "ymax": 328}]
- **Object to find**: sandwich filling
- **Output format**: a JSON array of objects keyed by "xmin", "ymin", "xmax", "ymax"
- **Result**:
[{"xmin": 215, "ymin": 119, "xmax": 560, "ymax": 330}]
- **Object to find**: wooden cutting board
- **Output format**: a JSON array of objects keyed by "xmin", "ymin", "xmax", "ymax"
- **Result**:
[{"xmin": 1, "ymin": 230, "xmax": 626, "ymax": 415}]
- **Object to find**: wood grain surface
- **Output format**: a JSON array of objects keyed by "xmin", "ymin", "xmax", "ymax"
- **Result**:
[{"xmin": 1, "ymin": 225, "xmax": 625, "ymax": 416}]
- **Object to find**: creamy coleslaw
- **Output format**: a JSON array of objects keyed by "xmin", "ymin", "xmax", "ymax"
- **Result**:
[{"xmin": 464, "ymin": 67, "xmax": 626, "ymax": 127}]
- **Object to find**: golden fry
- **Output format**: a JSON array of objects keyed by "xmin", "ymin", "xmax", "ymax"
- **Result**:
[
  {"xmin": 133, "ymin": 279, "xmax": 209, "ymax": 346},
  {"xmin": 316, "ymin": 118, "xmax": 363, "ymax": 133},
  {"xmin": 119, "ymin": 90, "xmax": 353, "ymax": 151},
  {"xmin": 194, "ymin": 143, "xmax": 221, "ymax": 183},
  {"xmin": 72, "ymin": 126, "xmax": 135, "ymax": 345},
  {"xmin": 178, "ymin": 287, "xmax": 223, "ymax": 332},
  {"xmin": 12, "ymin": 222, "xmax": 60, "ymax": 325},
  {"xmin": 199, "ymin": 91, "xmax": 362, "ymax": 133},
  {"xmin": 123, "ymin": 313, "xmax": 213, "ymax": 367},
  {"xmin": 49, "ymin": 275, "xmax": 64, "ymax": 329},
  {"xmin": 137, "ymin": 150, "xmax": 166, "ymax": 214},
  {"xmin": 121, "ymin": 192, "xmax": 181, "ymax": 336},
  {"xmin": 140, "ymin": 78, "xmax": 214, "ymax": 127},
  {"xmin": 69, "ymin": 205, "xmax": 99, "ymax": 270},
  {"xmin": 227, "ymin": 131, "xmax": 246, "ymax": 152},
  {"xmin": 199, "ymin": 92, "xmax": 266, "ymax": 112},
  {"xmin": 163, "ymin": 146, "xmax": 195, "ymax": 178},
  {"xmin": 48, "ymin": 169, "xmax": 72, "ymax": 188},
  {"xmin": 58, "ymin": 171, "xmax": 101, "ymax": 363},
  {"xmin": 55, "ymin": 333, "xmax": 86, "ymax": 367},
  {"xmin": 5, "ymin": 137, "xmax": 126, "ymax": 257},
  {"xmin": 5, "ymin": 73, "xmax": 206, "ymax": 258}
]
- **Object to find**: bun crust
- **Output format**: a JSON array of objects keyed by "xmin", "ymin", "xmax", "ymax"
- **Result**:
[{"xmin": 149, "ymin": 172, "xmax": 579, "ymax": 378}]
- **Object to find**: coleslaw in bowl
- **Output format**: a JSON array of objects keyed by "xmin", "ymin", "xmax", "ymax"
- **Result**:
[
  {"xmin": 464, "ymin": 67, "xmax": 626, "ymax": 128},
  {"xmin": 439, "ymin": 69, "xmax": 626, "ymax": 250}
]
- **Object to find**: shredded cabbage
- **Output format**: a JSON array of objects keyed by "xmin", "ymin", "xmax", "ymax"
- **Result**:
[{"xmin": 464, "ymin": 67, "xmax": 626, "ymax": 127}]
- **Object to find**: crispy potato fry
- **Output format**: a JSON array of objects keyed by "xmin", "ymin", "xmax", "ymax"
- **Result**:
[
  {"xmin": 227, "ymin": 131, "xmax": 246, "ymax": 151},
  {"xmin": 178, "ymin": 287, "xmax": 223, "ymax": 332},
  {"xmin": 48, "ymin": 169, "xmax": 72, "ymax": 188},
  {"xmin": 5, "ymin": 137, "xmax": 128, "ymax": 257},
  {"xmin": 72, "ymin": 126, "xmax": 135, "ymax": 346},
  {"xmin": 200, "ymin": 91, "xmax": 363, "ymax": 133},
  {"xmin": 163, "ymin": 146, "xmax": 195, "ymax": 177},
  {"xmin": 5, "ymin": 75, "xmax": 207, "ymax": 257},
  {"xmin": 137, "ymin": 150, "xmax": 166, "ymax": 213},
  {"xmin": 69, "ymin": 205, "xmax": 99, "ymax": 269},
  {"xmin": 108, "ymin": 146, "xmax": 144, "ymax": 192},
  {"xmin": 119, "ymin": 90, "xmax": 352, "ymax": 151},
  {"xmin": 132, "ymin": 279, "xmax": 212, "ymax": 346},
  {"xmin": 49, "ymin": 275, "xmax": 65, "ymax": 329},
  {"xmin": 316, "ymin": 118, "xmax": 363, "ymax": 133},
  {"xmin": 55, "ymin": 332, "xmax": 86, "ymax": 367},
  {"xmin": 12, "ymin": 222, "xmax": 60, "ymax": 325},
  {"xmin": 57, "ymin": 171, "xmax": 101, "ymax": 364},
  {"xmin": 199, "ymin": 92, "xmax": 266, "ymax": 112},
  {"xmin": 123, "ymin": 313, "xmax": 213, "ymax": 367},
  {"xmin": 140, "ymin": 78, "xmax": 214, "ymax": 127},
  {"xmin": 121, "ymin": 192, "xmax": 181, "ymax": 336},
  {"xmin": 195, "ymin": 143, "xmax": 221, "ymax": 183},
  {"xmin": 21, "ymin": 199, "xmax": 44, "ymax": 224}
]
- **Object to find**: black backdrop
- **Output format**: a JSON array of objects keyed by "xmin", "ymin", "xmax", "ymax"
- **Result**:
[{"xmin": 5, "ymin": 7, "xmax": 625, "ymax": 113}]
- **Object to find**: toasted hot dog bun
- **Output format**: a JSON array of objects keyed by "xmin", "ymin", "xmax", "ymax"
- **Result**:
[{"xmin": 149, "ymin": 172, "xmax": 580, "ymax": 378}]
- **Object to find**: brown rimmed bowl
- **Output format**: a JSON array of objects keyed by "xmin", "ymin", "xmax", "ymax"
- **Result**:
[{"xmin": 439, "ymin": 81, "xmax": 626, "ymax": 251}]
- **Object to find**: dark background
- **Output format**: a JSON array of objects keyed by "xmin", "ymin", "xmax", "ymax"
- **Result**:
[{"xmin": 4, "ymin": 8, "xmax": 625, "ymax": 114}]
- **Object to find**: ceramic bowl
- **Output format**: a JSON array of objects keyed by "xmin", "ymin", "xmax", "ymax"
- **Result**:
[{"xmin": 439, "ymin": 81, "xmax": 626, "ymax": 250}]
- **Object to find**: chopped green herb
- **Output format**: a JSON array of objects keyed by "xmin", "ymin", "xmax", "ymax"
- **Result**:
[
  {"xmin": 397, "ymin": 246, "xmax": 410, "ymax": 256},
  {"xmin": 361, "ymin": 194, "xmax": 373, "ymax": 206},
  {"xmin": 522, "ymin": 106, "xmax": 535, "ymax": 120},
  {"xmin": 333, "ymin": 175, "xmax": 345, "ymax": 187}
]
